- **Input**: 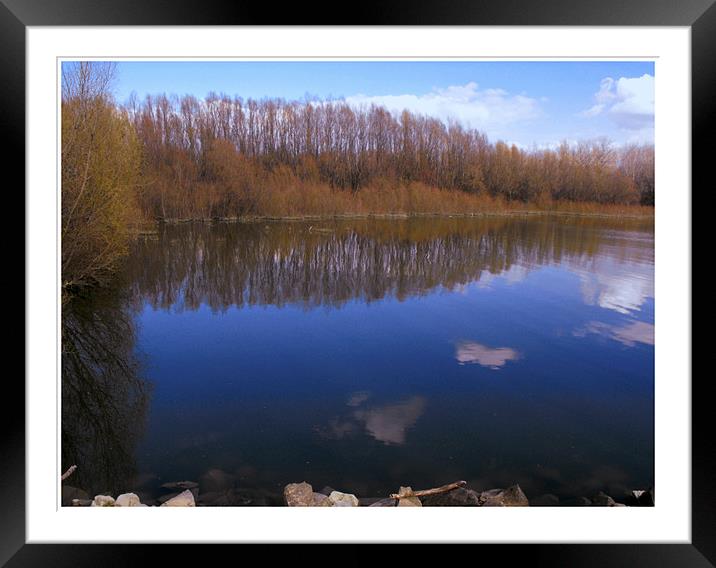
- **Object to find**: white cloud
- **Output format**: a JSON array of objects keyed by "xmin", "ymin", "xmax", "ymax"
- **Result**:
[
  {"xmin": 343, "ymin": 81, "xmax": 542, "ymax": 130},
  {"xmin": 582, "ymin": 74, "xmax": 654, "ymax": 134},
  {"xmin": 582, "ymin": 103, "xmax": 606, "ymax": 118}
]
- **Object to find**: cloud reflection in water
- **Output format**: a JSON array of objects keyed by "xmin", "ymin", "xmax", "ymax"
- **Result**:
[
  {"xmin": 353, "ymin": 396, "xmax": 427, "ymax": 445},
  {"xmin": 577, "ymin": 259, "xmax": 653, "ymax": 315},
  {"xmin": 574, "ymin": 320, "xmax": 654, "ymax": 347},
  {"xmin": 455, "ymin": 341, "xmax": 521, "ymax": 370},
  {"xmin": 319, "ymin": 393, "xmax": 427, "ymax": 446}
]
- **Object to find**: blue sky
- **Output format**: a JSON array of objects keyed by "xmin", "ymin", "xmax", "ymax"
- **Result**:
[{"xmin": 110, "ymin": 61, "xmax": 655, "ymax": 148}]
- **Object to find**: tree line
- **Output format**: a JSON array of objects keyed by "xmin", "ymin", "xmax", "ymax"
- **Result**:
[
  {"xmin": 61, "ymin": 62, "xmax": 654, "ymax": 291},
  {"xmin": 128, "ymin": 91, "xmax": 654, "ymax": 218}
]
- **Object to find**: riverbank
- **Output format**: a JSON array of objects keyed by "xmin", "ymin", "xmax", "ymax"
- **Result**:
[
  {"xmin": 138, "ymin": 205, "xmax": 653, "ymax": 229},
  {"xmin": 62, "ymin": 478, "xmax": 655, "ymax": 508}
]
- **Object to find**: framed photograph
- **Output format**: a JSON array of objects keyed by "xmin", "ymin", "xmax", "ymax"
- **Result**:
[{"xmin": 11, "ymin": 0, "xmax": 707, "ymax": 563}]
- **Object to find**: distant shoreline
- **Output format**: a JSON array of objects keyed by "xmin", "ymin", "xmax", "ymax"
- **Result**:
[{"xmin": 143, "ymin": 208, "xmax": 654, "ymax": 228}]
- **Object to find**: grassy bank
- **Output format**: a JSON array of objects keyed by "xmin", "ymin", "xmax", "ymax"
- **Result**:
[{"xmin": 143, "ymin": 184, "xmax": 654, "ymax": 225}]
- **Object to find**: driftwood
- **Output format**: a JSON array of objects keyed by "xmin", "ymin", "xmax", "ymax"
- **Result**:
[
  {"xmin": 390, "ymin": 480, "xmax": 467, "ymax": 500},
  {"xmin": 60, "ymin": 465, "xmax": 77, "ymax": 481}
]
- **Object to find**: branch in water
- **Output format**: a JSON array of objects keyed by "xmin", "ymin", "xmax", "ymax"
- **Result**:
[
  {"xmin": 390, "ymin": 480, "xmax": 467, "ymax": 500},
  {"xmin": 61, "ymin": 465, "xmax": 77, "ymax": 481}
]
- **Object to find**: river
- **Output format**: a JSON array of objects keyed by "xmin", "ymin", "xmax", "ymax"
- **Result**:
[{"xmin": 62, "ymin": 215, "xmax": 655, "ymax": 505}]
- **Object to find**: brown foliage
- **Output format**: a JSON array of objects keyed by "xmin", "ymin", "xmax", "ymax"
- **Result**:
[
  {"xmin": 125, "ymin": 94, "xmax": 654, "ymax": 220},
  {"xmin": 62, "ymin": 62, "xmax": 141, "ymax": 292}
]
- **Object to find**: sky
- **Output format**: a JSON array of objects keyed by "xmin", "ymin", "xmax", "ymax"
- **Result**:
[{"xmin": 109, "ymin": 61, "xmax": 655, "ymax": 148}]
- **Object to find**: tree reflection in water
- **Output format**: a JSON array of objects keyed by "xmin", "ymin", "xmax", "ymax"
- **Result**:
[
  {"xmin": 61, "ymin": 282, "xmax": 150, "ymax": 498},
  {"xmin": 126, "ymin": 216, "xmax": 653, "ymax": 312}
]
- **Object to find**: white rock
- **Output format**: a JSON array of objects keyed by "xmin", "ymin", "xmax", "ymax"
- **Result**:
[
  {"xmin": 91, "ymin": 495, "xmax": 115, "ymax": 507},
  {"xmin": 328, "ymin": 491, "xmax": 359, "ymax": 507},
  {"xmin": 160, "ymin": 489, "xmax": 196, "ymax": 507},
  {"xmin": 115, "ymin": 493, "xmax": 142, "ymax": 507},
  {"xmin": 312, "ymin": 492, "xmax": 333, "ymax": 506}
]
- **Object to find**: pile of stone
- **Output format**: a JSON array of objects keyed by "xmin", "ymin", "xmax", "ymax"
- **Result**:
[
  {"xmin": 66, "ymin": 490, "xmax": 196, "ymax": 507},
  {"xmin": 282, "ymin": 481, "xmax": 531, "ymax": 507},
  {"xmin": 62, "ymin": 468, "xmax": 653, "ymax": 508},
  {"xmin": 282, "ymin": 482, "xmax": 655, "ymax": 508},
  {"xmin": 284, "ymin": 482, "xmax": 362, "ymax": 507},
  {"xmin": 62, "ymin": 467, "xmax": 284, "ymax": 507}
]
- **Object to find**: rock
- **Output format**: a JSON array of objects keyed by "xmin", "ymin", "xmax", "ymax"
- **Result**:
[
  {"xmin": 284, "ymin": 482, "xmax": 315, "ymax": 506},
  {"xmin": 157, "ymin": 487, "xmax": 198, "ymax": 504},
  {"xmin": 422, "ymin": 488, "xmax": 481, "ymax": 507},
  {"xmin": 115, "ymin": 493, "xmax": 142, "ymax": 507},
  {"xmin": 62, "ymin": 485, "xmax": 89, "ymax": 507},
  {"xmin": 318, "ymin": 486, "xmax": 337, "ymax": 497},
  {"xmin": 199, "ymin": 468, "xmax": 236, "ymax": 494},
  {"xmin": 396, "ymin": 486, "xmax": 422, "ymax": 507},
  {"xmin": 91, "ymin": 495, "xmax": 115, "ymax": 507},
  {"xmin": 328, "ymin": 491, "xmax": 360, "ymax": 507},
  {"xmin": 530, "ymin": 493, "xmax": 560, "ymax": 507},
  {"xmin": 368, "ymin": 498, "xmax": 397, "ymax": 507},
  {"xmin": 398, "ymin": 498, "xmax": 421, "ymax": 507},
  {"xmin": 161, "ymin": 481, "xmax": 199, "ymax": 491},
  {"xmin": 160, "ymin": 489, "xmax": 196, "ymax": 507},
  {"xmin": 157, "ymin": 492, "xmax": 180, "ymax": 504},
  {"xmin": 71, "ymin": 499, "xmax": 93, "ymax": 507},
  {"xmin": 591, "ymin": 491, "xmax": 617, "ymax": 507},
  {"xmin": 477, "ymin": 488, "xmax": 503, "ymax": 503},
  {"xmin": 312, "ymin": 493, "xmax": 332, "ymax": 506},
  {"xmin": 480, "ymin": 485, "xmax": 529, "ymax": 507},
  {"xmin": 500, "ymin": 485, "xmax": 530, "ymax": 506}
]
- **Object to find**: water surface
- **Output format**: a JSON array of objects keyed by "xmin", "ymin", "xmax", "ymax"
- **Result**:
[{"xmin": 62, "ymin": 215, "xmax": 654, "ymax": 504}]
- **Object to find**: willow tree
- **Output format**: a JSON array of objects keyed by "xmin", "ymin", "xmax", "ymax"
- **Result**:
[{"xmin": 61, "ymin": 62, "xmax": 141, "ymax": 293}]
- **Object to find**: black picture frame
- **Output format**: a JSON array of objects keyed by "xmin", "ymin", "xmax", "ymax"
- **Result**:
[{"xmin": 8, "ymin": 0, "xmax": 707, "ymax": 564}]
